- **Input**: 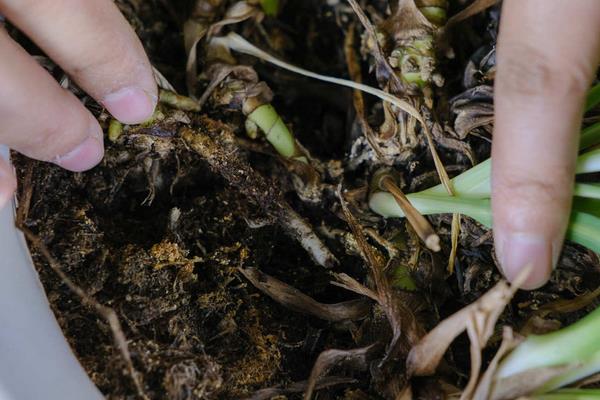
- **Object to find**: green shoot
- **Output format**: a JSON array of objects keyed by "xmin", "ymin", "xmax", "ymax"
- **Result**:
[
  {"xmin": 370, "ymin": 189, "xmax": 600, "ymax": 254},
  {"xmin": 159, "ymin": 90, "xmax": 201, "ymax": 112},
  {"xmin": 576, "ymin": 148, "xmax": 600, "ymax": 174},
  {"xmin": 579, "ymin": 82, "xmax": 600, "ymax": 149},
  {"xmin": 392, "ymin": 264, "xmax": 418, "ymax": 291},
  {"xmin": 108, "ymin": 119, "xmax": 123, "ymax": 142},
  {"xmin": 585, "ymin": 82, "xmax": 600, "ymax": 111},
  {"xmin": 259, "ymin": 0, "xmax": 279, "ymax": 16},
  {"xmin": 247, "ymin": 104, "xmax": 306, "ymax": 161},
  {"xmin": 419, "ymin": 148, "xmax": 600, "ymax": 199},
  {"xmin": 579, "ymin": 121, "xmax": 600, "ymax": 150},
  {"xmin": 418, "ymin": 6, "xmax": 447, "ymax": 26}
]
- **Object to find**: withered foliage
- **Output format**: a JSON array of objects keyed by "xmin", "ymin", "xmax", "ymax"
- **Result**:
[{"xmin": 13, "ymin": 1, "xmax": 600, "ymax": 399}]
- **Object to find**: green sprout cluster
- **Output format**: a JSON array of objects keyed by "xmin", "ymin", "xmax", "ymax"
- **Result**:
[
  {"xmin": 369, "ymin": 83, "xmax": 600, "ymax": 396},
  {"xmin": 370, "ymin": 84, "xmax": 600, "ymax": 254}
]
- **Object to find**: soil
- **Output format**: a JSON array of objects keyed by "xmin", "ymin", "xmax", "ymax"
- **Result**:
[{"xmin": 11, "ymin": 1, "xmax": 600, "ymax": 399}]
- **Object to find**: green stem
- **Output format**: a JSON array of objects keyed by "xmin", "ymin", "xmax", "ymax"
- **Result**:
[
  {"xmin": 586, "ymin": 82, "xmax": 600, "ymax": 111},
  {"xmin": 420, "ymin": 150, "xmax": 600, "ymax": 199},
  {"xmin": 369, "ymin": 191, "xmax": 492, "ymax": 226},
  {"xmin": 260, "ymin": 0, "xmax": 279, "ymax": 16},
  {"xmin": 369, "ymin": 191, "xmax": 600, "ymax": 254},
  {"xmin": 247, "ymin": 104, "xmax": 305, "ymax": 161},
  {"xmin": 577, "ymin": 148, "xmax": 600, "ymax": 174},
  {"xmin": 579, "ymin": 121, "xmax": 600, "ymax": 150},
  {"xmin": 574, "ymin": 183, "xmax": 600, "ymax": 199},
  {"xmin": 159, "ymin": 90, "xmax": 200, "ymax": 112},
  {"xmin": 108, "ymin": 119, "xmax": 123, "ymax": 142}
]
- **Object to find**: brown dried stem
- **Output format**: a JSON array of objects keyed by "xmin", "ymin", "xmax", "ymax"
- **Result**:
[{"xmin": 377, "ymin": 172, "xmax": 441, "ymax": 252}]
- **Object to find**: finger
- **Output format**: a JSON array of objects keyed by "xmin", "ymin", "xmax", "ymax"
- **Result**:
[
  {"xmin": 0, "ymin": 29, "xmax": 103, "ymax": 171},
  {"xmin": 492, "ymin": 0, "xmax": 600, "ymax": 289},
  {"xmin": 0, "ymin": 156, "xmax": 16, "ymax": 210},
  {"xmin": 0, "ymin": 0, "xmax": 157, "ymax": 124}
]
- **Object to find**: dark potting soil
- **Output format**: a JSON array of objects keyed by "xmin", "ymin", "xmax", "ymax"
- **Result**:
[{"xmin": 12, "ymin": 1, "xmax": 600, "ymax": 399}]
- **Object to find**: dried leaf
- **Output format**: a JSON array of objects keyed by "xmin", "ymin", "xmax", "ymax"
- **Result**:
[
  {"xmin": 153, "ymin": 66, "xmax": 177, "ymax": 92},
  {"xmin": 472, "ymin": 327, "xmax": 522, "ymax": 400},
  {"xmin": 395, "ymin": 385, "xmax": 413, "ymax": 400},
  {"xmin": 304, "ymin": 344, "xmax": 380, "ymax": 400},
  {"xmin": 376, "ymin": 172, "xmax": 441, "ymax": 252},
  {"xmin": 343, "ymin": 23, "xmax": 387, "ymax": 163},
  {"xmin": 382, "ymin": 0, "xmax": 433, "ymax": 41},
  {"xmin": 406, "ymin": 270, "xmax": 528, "ymax": 377},
  {"xmin": 338, "ymin": 187, "xmax": 424, "ymax": 359},
  {"xmin": 185, "ymin": 33, "xmax": 205, "ymax": 95},
  {"xmin": 448, "ymin": 213, "xmax": 460, "ymax": 273},
  {"xmin": 347, "ymin": 0, "xmax": 404, "ymax": 92},
  {"xmin": 446, "ymin": 0, "xmax": 499, "ymax": 28},
  {"xmin": 242, "ymin": 377, "xmax": 357, "ymax": 400},
  {"xmin": 183, "ymin": 3, "xmax": 212, "ymax": 95},
  {"xmin": 454, "ymin": 104, "xmax": 494, "ymax": 138},
  {"xmin": 206, "ymin": 2, "xmax": 260, "ymax": 38},
  {"xmin": 332, "ymin": 273, "xmax": 379, "ymax": 302},
  {"xmin": 239, "ymin": 268, "xmax": 371, "ymax": 322},
  {"xmin": 537, "ymin": 285, "xmax": 600, "ymax": 316},
  {"xmin": 198, "ymin": 64, "xmax": 260, "ymax": 108}
]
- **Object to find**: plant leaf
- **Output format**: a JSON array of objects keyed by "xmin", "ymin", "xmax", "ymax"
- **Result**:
[
  {"xmin": 579, "ymin": 121, "xmax": 600, "ymax": 150},
  {"xmin": 260, "ymin": 0, "xmax": 279, "ymax": 16},
  {"xmin": 370, "ymin": 192, "xmax": 600, "ymax": 254},
  {"xmin": 586, "ymin": 82, "xmax": 600, "ymax": 111},
  {"xmin": 495, "ymin": 306, "xmax": 600, "ymax": 394},
  {"xmin": 406, "ymin": 279, "xmax": 521, "ymax": 377},
  {"xmin": 239, "ymin": 268, "xmax": 371, "ymax": 322},
  {"xmin": 535, "ymin": 389, "xmax": 600, "ymax": 400}
]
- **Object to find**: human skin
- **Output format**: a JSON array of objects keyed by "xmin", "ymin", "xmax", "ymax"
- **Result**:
[
  {"xmin": 0, "ymin": 1, "xmax": 599, "ymax": 290},
  {"xmin": 0, "ymin": 0, "xmax": 157, "ymax": 206},
  {"xmin": 492, "ymin": 0, "xmax": 600, "ymax": 289}
]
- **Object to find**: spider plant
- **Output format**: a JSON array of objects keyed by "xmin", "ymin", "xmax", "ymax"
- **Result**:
[
  {"xmin": 494, "ymin": 305, "xmax": 600, "ymax": 395},
  {"xmin": 370, "ymin": 83, "xmax": 600, "ymax": 396},
  {"xmin": 370, "ymin": 83, "xmax": 600, "ymax": 254}
]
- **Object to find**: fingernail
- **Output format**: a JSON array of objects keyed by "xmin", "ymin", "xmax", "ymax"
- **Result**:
[
  {"xmin": 499, "ymin": 233, "xmax": 554, "ymax": 290},
  {"xmin": 102, "ymin": 87, "xmax": 157, "ymax": 125},
  {"xmin": 55, "ymin": 123, "xmax": 104, "ymax": 172}
]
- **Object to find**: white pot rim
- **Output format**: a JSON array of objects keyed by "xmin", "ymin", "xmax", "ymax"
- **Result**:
[{"xmin": 0, "ymin": 147, "xmax": 103, "ymax": 400}]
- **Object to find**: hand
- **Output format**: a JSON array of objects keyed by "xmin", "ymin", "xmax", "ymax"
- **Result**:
[
  {"xmin": 493, "ymin": 0, "xmax": 600, "ymax": 289},
  {"xmin": 0, "ymin": 0, "xmax": 157, "ymax": 207}
]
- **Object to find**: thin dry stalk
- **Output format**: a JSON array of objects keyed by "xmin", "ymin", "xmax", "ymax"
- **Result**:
[
  {"xmin": 448, "ymin": 213, "xmax": 461, "ymax": 273},
  {"xmin": 338, "ymin": 186, "xmax": 424, "ymax": 358},
  {"xmin": 346, "ymin": 0, "xmax": 403, "ymax": 92},
  {"xmin": 239, "ymin": 267, "xmax": 371, "ymax": 322},
  {"xmin": 15, "ymin": 161, "xmax": 34, "ymax": 227},
  {"xmin": 343, "ymin": 23, "xmax": 386, "ymax": 162},
  {"xmin": 446, "ymin": 0, "xmax": 499, "ymax": 28},
  {"xmin": 243, "ymin": 377, "xmax": 357, "ymax": 400},
  {"xmin": 304, "ymin": 344, "xmax": 379, "ymax": 400},
  {"xmin": 380, "ymin": 175, "xmax": 440, "ymax": 252},
  {"xmin": 20, "ymin": 227, "xmax": 149, "ymax": 400}
]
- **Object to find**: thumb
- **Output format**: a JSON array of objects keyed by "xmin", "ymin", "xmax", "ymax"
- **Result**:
[{"xmin": 492, "ymin": 0, "xmax": 600, "ymax": 289}]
